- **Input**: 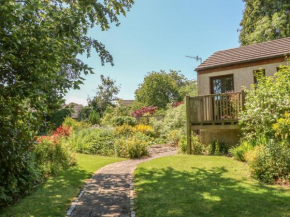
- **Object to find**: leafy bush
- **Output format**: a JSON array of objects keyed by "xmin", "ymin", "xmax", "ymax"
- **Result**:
[
  {"xmin": 131, "ymin": 106, "xmax": 157, "ymax": 117},
  {"xmin": 272, "ymin": 112, "xmax": 290, "ymax": 142},
  {"xmin": 100, "ymin": 105, "xmax": 131, "ymax": 126},
  {"xmin": 53, "ymin": 125, "xmax": 70, "ymax": 138},
  {"xmin": 0, "ymin": 108, "xmax": 39, "ymax": 206},
  {"xmin": 65, "ymin": 128, "xmax": 115, "ymax": 155},
  {"xmin": 230, "ymin": 141, "xmax": 255, "ymax": 161},
  {"xmin": 88, "ymin": 110, "xmax": 100, "ymax": 125},
  {"xmin": 50, "ymin": 107, "xmax": 72, "ymax": 129},
  {"xmin": 37, "ymin": 125, "xmax": 71, "ymax": 144},
  {"xmin": 150, "ymin": 104, "xmax": 186, "ymax": 138},
  {"xmin": 208, "ymin": 140, "xmax": 229, "ymax": 156},
  {"xmin": 167, "ymin": 129, "xmax": 182, "ymax": 145},
  {"xmin": 178, "ymin": 135, "xmax": 204, "ymax": 155},
  {"xmin": 114, "ymin": 124, "xmax": 135, "ymax": 137},
  {"xmin": 62, "ymin": 117, "xmax": 91, "ymax": 132},
  {"xmin": 246, "ymin": 141, "xmax": 290, "ymax": 184},
  {"xmin": 114, "ymin": 135, "xmax": 148, "ymax": 158},
  {"xmin": 134, "ymin": 124, "xmax": 155, "ymax": 137},
  {"xmin": 111, "ymin": 116, "xmax": 137, "ymax": 126},
  {"xmin": 240, "ymin": 66, "xmax": 290, "ymax": 143},
  {"xmin": 33, "ymin": 138, "xmax": 76, "ymax": 178}
]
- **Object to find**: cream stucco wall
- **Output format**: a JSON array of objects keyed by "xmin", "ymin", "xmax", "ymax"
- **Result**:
[{"xmin": 198, "ymin": 61, "xmax": 286, "ymax": 96}]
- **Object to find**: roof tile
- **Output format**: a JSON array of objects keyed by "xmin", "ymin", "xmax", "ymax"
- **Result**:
[{"xmin": 196, "ymin": 37, "xmax": 290, "ymax": 71}]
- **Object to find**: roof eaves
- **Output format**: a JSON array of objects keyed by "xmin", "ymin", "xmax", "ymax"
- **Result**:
[{"xmin": 195, "ymin": 53, "xmax": 288, "ymax": 72}]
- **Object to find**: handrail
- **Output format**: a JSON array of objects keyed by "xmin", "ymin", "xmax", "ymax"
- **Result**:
[{"xmin": 186, "ymin": 91, "xmax": 245, "ymax": 124}]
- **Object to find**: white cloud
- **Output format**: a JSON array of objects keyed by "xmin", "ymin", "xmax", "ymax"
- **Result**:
[{"xmin": 65, "ymin": 97, "xmax": 88, "ymax": 106}]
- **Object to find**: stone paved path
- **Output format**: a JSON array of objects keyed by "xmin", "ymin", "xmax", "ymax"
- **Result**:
[{"xmin": 68, "ymin": 149, "xmax": 177, "ymax": 217}]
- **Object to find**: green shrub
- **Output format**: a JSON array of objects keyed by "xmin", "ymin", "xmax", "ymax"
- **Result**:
[
  {"xmin": 114, "ymin": 135, "xmax": 148, "ymax": 158},
  {"xmin": 150, "ymin": 104, "xmax": 186, "ymax": 138},
  {"xmin": 240, "ymin": 65, "xmax": 290, "ymax": 143},
  {"xmin": 0, "ymin": 109, "xmax": 39, "ymax": 206},
  {"xmin": 114, "ymin": 124, "xmax": 135, "ymax": 137},
  {"xmin": 88, "ymin": 110, "xmax": 100, "ymax": 125},
  {"xmin": 33, "ymin": 138, "xmax": 76, "ymax": 178},
  {"xmin": 246, "ymin": 141, "xmax": 290, "ymax": 184},
  {"xmin": 65, "ymin": 128, "xmax": 115, "ymax": 155},
  {"xmin": 208, "ymin": 140, "xmax": 229, "ymax": 156},
  {"xmin": 230, "ymin": 141, "xmax": 255, "ymax": 161},
  {"xmin": 167, "ymin": 129, "xmax": 182, "ymax": 145},
  {"xmin": 50, "ymin": 107, "xmax": 72, "ymax": 129},
  {"xmin": 273, "ymin": 112, "xmax": 290, "ymax": 142},
  {"xmin": 111, "ymin": 116, "xmax": 137, "ymax": 126},
  {"xmin": 178, "ymin": 135, "xmax": 204, "ymax": 155},
  {"xmin": 62, "ymin": 117, "xmax": 91, "ymax": 132}
]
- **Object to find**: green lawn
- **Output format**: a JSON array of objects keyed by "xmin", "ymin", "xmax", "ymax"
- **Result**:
[
  {"xmin": 134, "ymin": 155, "xmax": 290, "ymax": 217},
  {"xmin": 1, "ymin": 154, "xmax": 124, "ymax": 217}
]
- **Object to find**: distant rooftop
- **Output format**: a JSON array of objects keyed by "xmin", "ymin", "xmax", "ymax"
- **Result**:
[
  {"xmin": 65, "ymin": 103, "xmax": 83, "ymax": 119},
  {"xmin": 196, "ymin": 37, "xmax": 290, "ymax": 71},
  {"xmin": 119, "ymin": 100, "xmax": 135, "ymax": 107}
]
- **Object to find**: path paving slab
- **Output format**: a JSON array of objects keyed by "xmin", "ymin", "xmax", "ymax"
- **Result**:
[{"xmin": 68, "ymin": 149, "xmax": 177, "ymax": 217}]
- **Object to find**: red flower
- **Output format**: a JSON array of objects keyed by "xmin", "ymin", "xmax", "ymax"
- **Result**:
[
  {"xmin": 173, "ymin": 101, "xmax": 184, "ymax": 107},
  {"xmin": 131, "ymin": 106, "xmax": 158, "ymax": 117}
]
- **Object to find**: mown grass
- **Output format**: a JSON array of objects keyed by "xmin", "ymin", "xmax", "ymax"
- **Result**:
[
  {"xmin": 1, "ymin": 154, "xmax": 124, "ymax": 217},
  {"xmin": 134, "ymin": 155, "xmax": 290, "ymax": 217}
]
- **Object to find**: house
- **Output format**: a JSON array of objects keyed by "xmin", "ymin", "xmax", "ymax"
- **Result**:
[
  {"xmin": 119, "ymin": 100, "xmax": 135, "ymax": 107},
  {"xmin": 186, "ymin": 37, "xmax": 290, "ymax": 152},
  {"xmin": 66, "ymin": 103, "xmax": 83, "ymax": 120}
]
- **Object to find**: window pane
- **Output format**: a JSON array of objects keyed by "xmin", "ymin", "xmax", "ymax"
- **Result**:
[
  {"xmin": 224, "ymin": 76, "xmax": 234, "ymax": 92},
  {"xmin": 212, "ymin": 78, "xmax": 222, "ymax": 94}
]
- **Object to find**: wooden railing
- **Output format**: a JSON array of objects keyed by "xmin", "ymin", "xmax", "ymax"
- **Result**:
[{"xmin": 186, "ymin": 91, "xmax": 246, "ymax": 125}]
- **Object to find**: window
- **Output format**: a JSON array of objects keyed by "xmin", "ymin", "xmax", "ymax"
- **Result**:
[
  {"xmin": 210, "ymin": 75, "xmax": 234, "ymax": 94},
  {"xmin": 253, "ymin": 69, "xmax": 265, "ymax": 84}
]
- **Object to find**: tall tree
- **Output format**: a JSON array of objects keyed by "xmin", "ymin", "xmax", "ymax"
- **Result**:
[
  {"xmin": 0, "ymin": 0, "xmax": 133, "ymax": 205},
  {"xmin": 89, "ymin": 75, "xmax": 120, "ymax": 115},
  {"xmin": 239, "ymin": 0, "xmax": 290, "ymax": 45},
  {"xmin": 135, "ymin": 70, "xmax": 193, "ymax": 109}
]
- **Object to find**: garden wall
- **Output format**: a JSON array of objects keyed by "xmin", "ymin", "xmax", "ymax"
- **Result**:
[{"xmin": 200, "ymin": 129, "xmax": 241, "ymax": 146}]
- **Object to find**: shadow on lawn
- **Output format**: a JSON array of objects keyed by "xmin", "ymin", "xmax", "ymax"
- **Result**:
[
  {"xmin": 1, "ymin": 167, "xmax": 91, "ymax": 217},
  {"xmin": 134, "ymin": 167, "xmax": 290, "ymax": 217}
]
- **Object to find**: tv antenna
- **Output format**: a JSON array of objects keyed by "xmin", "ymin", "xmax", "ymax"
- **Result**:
[{"xmin": 186, "ymin": 55, "xmax": 202, "ymax": 63}]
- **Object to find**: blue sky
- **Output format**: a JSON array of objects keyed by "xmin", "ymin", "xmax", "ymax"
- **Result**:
[{"xmin": 65, "ymin": 0, "xmax": 245, "ymax": 105}]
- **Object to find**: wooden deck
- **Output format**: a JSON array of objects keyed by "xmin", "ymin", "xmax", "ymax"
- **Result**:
[{"xmin": 186, "ymin": 91, "xmax": 246, "ymax": 154}]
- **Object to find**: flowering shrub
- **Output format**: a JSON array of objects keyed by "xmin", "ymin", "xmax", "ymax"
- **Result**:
[
  {"xmin": 37, "ymin": 125, "xmax": 70, "ymax": 144},
  {"xmin": 235, "ymin": 63, "xmax": 290, "ymax": 184},
  {"xmin": 131, "ymin": 106, "xmax": 157, "ymax": 117},
  {"xmin": 114, "ymin": 135, "xmax": 148, "ymax": 158},
  {"xmin": 134, "ymin": 124, "xmax": 155, "ymax": 136},
  {"xmin": 37, "ymin": 135, "xmax": 58, "ymax": 144},
  {"xmin": 273, "ymin": 112, "xmax": 290, "ymax": 141},
  {"xmin": 34, "ymin": 138, "xmax": 76, "ymax": 178},
  {"xmin": 53, "ymin": 125, "xmax": 70, "ymax": 138},
  {"xmin": 114, "ymin": 124, "xmax": 135, "ymax": 137},
  {"xmin": 239, "ymin": 66, "xmax": 290, "ymax": 142}
]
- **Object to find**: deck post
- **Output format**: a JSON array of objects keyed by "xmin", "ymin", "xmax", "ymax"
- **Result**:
[
  {"xmin": 241, "ymin": 90, "xmax": 246, "ymax": 111},
  {"xmin": 186, "ymin": 96, "xmax": 192, "ymax": 154}
]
